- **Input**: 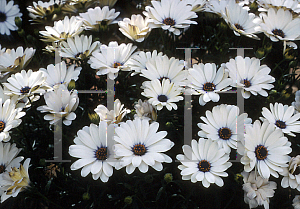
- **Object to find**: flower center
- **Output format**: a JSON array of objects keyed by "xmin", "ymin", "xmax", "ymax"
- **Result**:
[
  {"xmin": 243, "ymin": 79, "xmax": 251, "ymax": 88},
  {"xmin": 255, "ymin": 145, "xmax": 268, "ymax": 160},
  {"xmin": 95, "ymin": 147, "xmax": 108, "ymax": 160},
  {"xmin": 272, "ymin": 29, "xmax": 285, "ymax": 38},
  {"xmin": 0, "ymin": 164, "xmax": 5, "ymax": 174},
  {"xmin": 275, "ymin": 120, "xmax": 286, "ymax": 129},
  {"xmin": 113, "ymin": 62, "xmax": 122, "ymax": 68},
  {"xmin": 218, "ymin": 127, "xmax": 232, "ymax": 140},
  {"xmin": 0, "ymin": 12, "xmax": 7, "ymax": 22},
  {"xmin": 203, "ymin": 82, "xmax": 215, "ymax": 91},
  {"xmin": 0, "ymin": 121, "xmax": 5, "ymax": 132},
  {"xmin": 132, "ymin": 143, "xmax": 147, "ymax": 156},
  {"xmin": 198, "ymin": 160, "xmax": 211, "ymax": 172},
  {"xmin": 234, "ymin": 23, "xmax": 244, "ymax": 30},
  {"xmin": 163, "ymin": 17, "xmax": 175, "ymax": 26},
  {"xmin": 158, "ymin": 95, "xmax": 168, "ymax": 102},
  {"xmin": 20, "ymin": 86, "xmax": 31, "ymax": 94}
]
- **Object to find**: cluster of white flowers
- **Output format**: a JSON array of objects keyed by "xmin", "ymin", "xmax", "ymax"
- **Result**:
[{"xmin": 1, "ymin": 0, "xmax": 300, "ymax": 207}]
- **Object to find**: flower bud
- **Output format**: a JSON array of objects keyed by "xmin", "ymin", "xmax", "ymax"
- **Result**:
[
  {"xmin": 124, "ymin": 196, "xmax": 132, "ymax": 205},
  {"xmin": 264, "ymin": 42, "xmax": 272, "ymax": 53},
  {"xmin": 68, "ymin": 80, "xmax": 76, "ymax": 90},
  {"xmin": 18, "ymin": 29, "xmax": 25, "ymax": 37},
  {"xmin": 82, "ymin": 192, "xmax": 90, "ymax": 200},
  {"xmin": 164, "ymin": 173, "xmax": 173, "ymax": 183},
  {"xmin": 255, "ymin": 48, "xmax": 264, "ymax": 58},
  {"xmin": 88, "ymin": 112, "xmax": 100, "ymax": 124},
  {"xmin": 15, "ymin": 17, "xmax": 22, "ymax": 28}
]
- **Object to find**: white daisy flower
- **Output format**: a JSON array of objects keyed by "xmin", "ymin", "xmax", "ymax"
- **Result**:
[
  {"xmin": 88, "ymin": 41, "xmax": 137, "ymax": 80},
  {"xmin": 292, "ymin": 90, "xmax": 300, "ymax": 113},
  {"xmin": 134, "ymin": 99, "xmax": 157, "ymax": 121},
  {"xmin": 241, "ymin": 120, "xmax": 292, "ymax": 179},
  {"xmin": 78, "ymin": 6, "xmax": 120, "ymax": 31},
  {"xmin": 0, "ymin": 158, "xmax": 30, "ymax": 203},
  {"xmin": 0, "ymin": 98, "xmax": 25, "ymax": 142},
  {"xmin": 0, "ymin": 142, "xmax": 23, "ymax": 175},
  {"xmin": 281, "ymin": 155, "xmax": 300, "ymax": 191},
  {"xmin": 37, "ymin": 86, "xmax": 79, "ymax": 126},
  {"xmin": 59, "ymin": 35, "xmax": 100, "ymax": 60},
  {"xmin": 184, "ymin": 0, "xmax": 206, "ymax": 12},
  {"xmin": 141, "ymin": 55, "xmax": 187, "ymax": 86},
  {"xmin": 220, "ymin": 0, "xmax": 262, "ymax": 39},
  {"xmin": 127, "ymin": 50, "xmax": 164, "ymax": 76},
  {"xmin": 259, "ymin": 8, "xmax": 300, "ymax": 42},
  {"xmin": 176, "ymin": 138, "xmax": 232, "ymax": 188},
  {"xmin": 118, "ymin": 14, "xmax": 151, "ymax": 42},
  {"xmin": 39, "ymin": 61, "xmax": 82, "ymax": 89},
  {"xmin": 0, "ymin": 47, "xmax": 36, "ymax": 73},
  {"xmin": 0, "ymin": 0, "xmax": 22, "ymax": 35},
  {"xmin": 39, "ymin": 16, "xmax": 83, "ymax": 42},
  {"xmin": 205, "ymin": 0, "xmax": 230, "ymax": 15},
  {"xmin": 261, "ymin": 102, "xmax": 300, "ymax": 137},
  {"xmin": 69, "ymin": 121, "xmax": 116, "ymax": 182},
  {"xmin": 187, "ymin": 63, "xmax": 232, "ymax": 106},
  {"xmin": 143, "ymin": 0, "xmax": 198, "ymax": 35},
  {"xmin": 293, "ymin": 195, "xmax": 300, "ymax": 209},
  {"xmin": 27, "ymin": 0, "xmax": 61, "ymax": 23},
  {"xmin": 141, "ymin": 78, "xmax": 184, "ymax": 111},
  {"xmin": 257, "ymin": 0, "xmax": 300, "ymax": 13},
  {"xmin": 94, "ymin": 99, "xmax": 130, "ymax": 125},
  {"xmin": 225, "ymin": 56, "xmax": 275, "ymax": 99},
  {"xmin": 242, "ymin": 171, "xmax": 276, "ymax": 209},
  {"xmin": 198, "ymin": 104, "xmax": 252, "ymax": 154},
  {"xmin": 3, "ymin": 69, "xmax": 50, "ymax": 100},
  {"xmin": 114, "ymin": 118, "xmax": 174, "ymax": 174}
]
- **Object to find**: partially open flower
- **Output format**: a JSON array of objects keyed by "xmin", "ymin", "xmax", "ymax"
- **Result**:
[
  {"xmin": 0, "ymin": 158, "xmax": 31, "ymax": 203},
  {"xmin": 118, "ymin": 14, "xmax": 151, "ymax": 42},
  {"xmin": 281, "ymin": 155, "xmax": 300, "ymax": 191},
  {"xmin": 27, "ymin": 0, "xmax": 61, "ymax": 24}
]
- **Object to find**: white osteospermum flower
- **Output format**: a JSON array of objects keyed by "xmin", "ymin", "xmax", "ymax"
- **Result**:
[
  {"xmin": 114, "ymin": 118, "xmax": 174, "ymax": 174},
  {"xmin": 27, "ymin": 0, "xmax": 61, "ymax": 23},
  {"xmin": 0, "ymin": 158, "xmax": 30, "ymax": 203},
  {"xmin": 184, "ymin": 0, "xmax": 206, "ymax": 12},
  {"xmin": 78, "ymin": 6, "xmax": 120, "ymax": 31},
  {"xmin": 281, "ymin": 155, "xmax": 300, "ymax": 191},
  {"xmin": 143, "ymin": 0, "xmax": 198, "ymax": 35},
  {"xmin": 59, "ymin": 35, "xmax": 100, "ymax": 60},
  {"xmin": 118, "ymin": 14, "xmax": 151, "ymax": 42},
  {"xmin": 0, "ymin": 47, "xmax": 36, "ymax": 73},
  {"xmin": 176, "ymin": 138, "xmax": 232, "ymax": 188},
  {"xmin": 3, "ymin": 69, "xmax": 50, "ymax": 100},
  {"xmin": 88, "ymin": 41, "xmax": 137, "ymax": 80},
  {"xmin": 293, "ymin": 195, "xmax": 300, "ymax": 209},
  {"xmin": 141, "ymin": 55, "xmax": 187, "ymax": 86},
  {"xmin": 39, "ymin": 61, "xmax": 82, "ymax": 89},
  {"xmin": 187, "ymin": 63, "xmax": 232, "ymax": 106},
  {"xmin": 292, "ymin": 90, "xmax": 300, "ymax": 113},
  {"xmin": 261, "ymin": 102, "xmax": 300, "ymax": 137},
  {"xmin": 94, "ymin": 99, "xmax": 130, "ymax": 125},
  {"xmin": 241, "ymin": 120, "xmax": 292, "ymax": 179},
  {"xmin": 134, "ymin": 99, "xmax": 157, "ymax": 121},
  {"xmin": 259, "ymin": 8, "xmax": 300, "ymax": 42},
  {"xmin": 141, "ymin": 79, "xmax": 184, "ymax": 111},
  {"xmin": 0, "ymin": 142, "xmax": 23, "ymax": 175},
  {"xmin": 0, "ymin": 0, "xmax": 22, "ymax": 35},
  {"xmin": 69, "ymin": 121, "xmax": 116, "ymax": 182},
  {"xmin": 221, "ymin": 0, "xmax": 262, "ymax": 39},
  {"xmin": 127, "ymin": 50, "xmax": 164, "ymax": 76},
  {"xmin": 37, "ymin": 86, "xmax": 79, "ymax": 126},
  {"xmin": 198, "ymin": 104, "xmax": 252, "ymax": 154},
  {"xmin": 39, "ymin": 16, "xmax": 83, "ymax": 42},
  {"xmin": 225, "ymin": 56, "xmax": 275, "ymax": 99},
  {"xmin": 205, "ymin": 0, "xmax": 229, "ymax": 15},
  {"xmin": 242, "ymin": 171, "xmax": 277, "ymax": 209},
  {"xmin": 257, "ymin": 0, "xmax": 300, "ymax": 13}
]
